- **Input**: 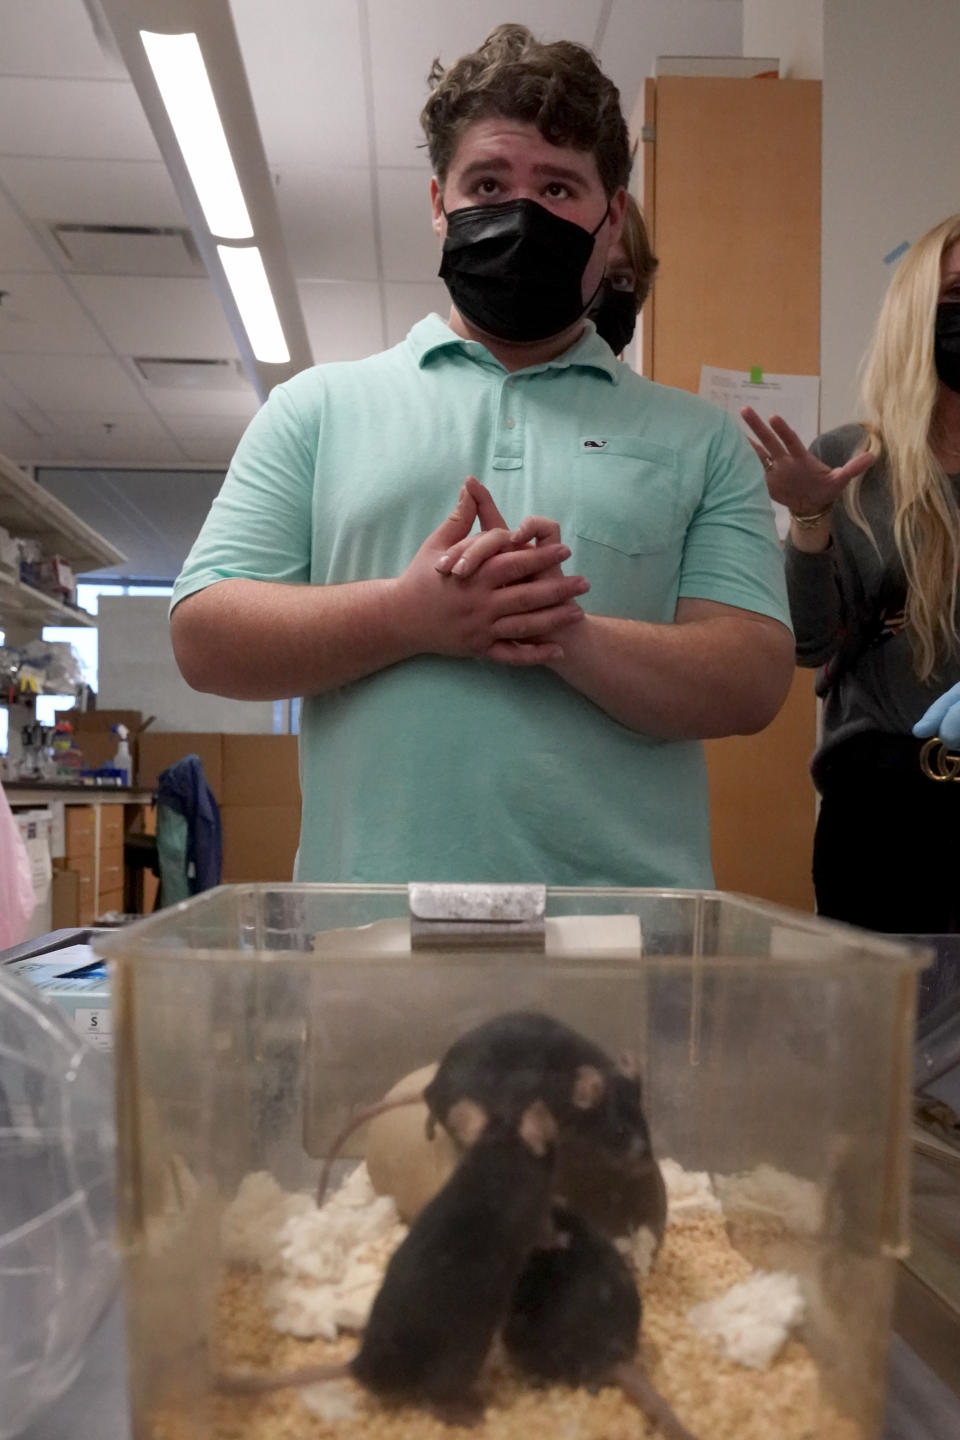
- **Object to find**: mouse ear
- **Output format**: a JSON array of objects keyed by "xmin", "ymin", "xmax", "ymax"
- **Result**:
[
  {"xmin": 618, "ymin": 1050, "xmax": 639, "ymax": 1080},
  {"xmin": 571, "ymin": 1064, "xmax": 606, "ymax": 1110},
  {"xmin": 518, "ymin": 1099, "xmax": 558, "ymax": 1157},
  {"xmin": 445, "ymin": 1099, "xmax": 488, "ymax": 1148}
]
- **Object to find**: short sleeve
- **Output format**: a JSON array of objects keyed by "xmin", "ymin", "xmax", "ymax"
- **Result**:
[
  {"xmin": 171, "ymin": 380, "xmax": 318, "ymax": 609},
  {"xmin": 678, "ymin": 410, "xmax": 791, "ymax": 628}
]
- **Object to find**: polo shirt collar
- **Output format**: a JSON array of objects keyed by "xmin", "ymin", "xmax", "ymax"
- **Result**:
[{"xmin": 408, "ymin": 312, "xmax": 621, "ymax": 384}]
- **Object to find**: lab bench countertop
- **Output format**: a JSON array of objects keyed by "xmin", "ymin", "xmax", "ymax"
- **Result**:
[{"xmin": 4, "ymin": 783, "xmax": 154, "ymax": 804}]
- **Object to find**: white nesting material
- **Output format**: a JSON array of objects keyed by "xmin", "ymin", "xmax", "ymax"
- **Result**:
[
  {"xmin": 220, "ymin": 1163, "xmax": 407, "ymax": 1341},
  {"xmin": 686, "ymin": 1270, "xmax": 806, "ymax": 1369},
  {"xmin": 220, "ymin": 1170, "xmax": 315, "ymax": 1269},
  {"xmin": 659, "ymin": 1156, "xmax": 723, "ymax": 1215}
]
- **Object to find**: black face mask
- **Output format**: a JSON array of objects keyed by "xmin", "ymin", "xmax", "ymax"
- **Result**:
[
  {"xmin": 439, "ymin": 198, "xmax": 607, "ymax": 344},
  {"xmin": 590, "ymin": 280, "xmax": 637, "ymax": 355},
  {"xmin": 935, "ymin": 302, "xmax": 960, "ymax": 394}
]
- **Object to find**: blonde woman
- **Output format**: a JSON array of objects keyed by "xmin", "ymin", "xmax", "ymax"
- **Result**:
[
  {"xmin": 590, "ymin": 193, "xmax": 658, "ymax": 355},
  {"xmin": 742, "ymin": 212, "xmax": 960, "ymax": 932}
]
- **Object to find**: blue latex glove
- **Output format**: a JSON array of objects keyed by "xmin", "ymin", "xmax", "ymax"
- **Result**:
[{"xmin": 913, "ymin": 682, "xmax": 960, "ymax": 748}]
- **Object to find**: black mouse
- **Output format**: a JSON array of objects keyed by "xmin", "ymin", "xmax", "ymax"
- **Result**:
[
  {"xmin": 504, "ymin": 1205, "xmax": 701, "ymax": 1440},
  {"xmin": 503, "ymin": 1203, "xmax": 641, "ymax": 1386},
  {"xmin": 222, "ymin": 1097, "xmax": 557, "ymax": 1424},
  {"xmin": 318, "ymin": 1010, "xmax": 665, "ymax": 1242},
  {"xmin": 424, "ymin": 1011, "xmax": 650, "ymax": 1158}
]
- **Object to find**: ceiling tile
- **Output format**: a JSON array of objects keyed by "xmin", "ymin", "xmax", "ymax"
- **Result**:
[
  {"xmin": 0, "ymin": 353, "xmax": 150, "ymax": 413},
  {"xmin": 0, "ymin": 2, "xmax": 122, "ymax": 80},
  {"xmin": 0, "ymin": 186, "xmax": 54, "ymax": 273},
  {"xmin": 160, "ymin": 413, "xmax": 251, "ymax": 465},
  {"xmin": 0, "ymin": 419, "xmax": 88, "ymax": 463},
  {"xmin": 43, "ymin": 410, "xmax": 186, "ymax": 465},
  {"xmin": 367, "ymin": 0, "xmax": 604, "ymax": 167},
  {"xmin": 378, "ymin": 168, "xmax": 441, "ymax": 282},
  {"xmin": 0, "ymin": 77, "xmax": 160, "ymax": 162},
  {"xmin": 0, "ymin": 271, "xmax": 111, "ymax": 354},
  {"xmin": 139, "ymin": 382, "xmax": 260, "ymax": 419},
  {"xmin": 0, "ymin": 399, "xmax": 48, "ymax": 458},
  {"xmin": 0, "ymin": 156, "xmax": 187, "ymax": 229},
  {"xmin": 44, "ymin": 409, "xmax": 177, "ymax": 440},
  {"xmin": 231, "ymin": 0, "xmax": 371, "ymax": 170},
  {"xmin": 384, "ymin": 280, "xmax": 450, "ymax": 348},
  {"xmin": 0, "ymin": 369, "xmax": 53, "ymax": 436},
  {"xmin": 298, "ymin": 280, "xmax": 385, "ymax": 362},
  {"xmin": 71, "ymin": 275, "xmax": 239, "ymax": 358},
  {"xmin": 275, "ymin": 163, "xmax": 378, "ymax": 282},
  {"xmin": 599, "ymin": 1, "xmax": 743, "ymax": 123}
]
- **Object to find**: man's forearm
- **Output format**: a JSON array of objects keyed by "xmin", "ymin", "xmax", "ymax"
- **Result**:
[
  {"xmin": 547, "ymin": 606, "xmax": 795, "ymax": 738},
  {"xmin": 171, "ymin": 578, "xmax": 411, "ymax": 700}
]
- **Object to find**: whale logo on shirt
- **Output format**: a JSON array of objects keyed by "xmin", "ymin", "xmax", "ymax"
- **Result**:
[{"xmin": 583, "ymin": 438, "xmax": 608, "ymax": 449}]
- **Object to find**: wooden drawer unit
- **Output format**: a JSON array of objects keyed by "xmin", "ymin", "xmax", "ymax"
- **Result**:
[
  {"xmin": 99, "ymin": 806, "xmax": 124, "ymax": 851},
  {"xmin": 71, "ymin": 853, "xmax": 96, "ymax": 926},
  {"xmin": 98, "ymin": 846, "xmax": 124, "ymax": 904},
  {"xmin": 98, "ymin": 886, "xmax": 125, "ymax": 915},
  {"xmin": 65, "ymin": 804, "xmax": 96, "ymax": 860}
]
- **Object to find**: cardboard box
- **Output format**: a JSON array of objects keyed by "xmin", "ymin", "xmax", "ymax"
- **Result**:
[
  {"xmin": 221, "ymin": 804, "xmax": 300, "ymax": 883},
  {"xmin": 221, "ymin": 734, "xmax": 300, "ymax": 807},
  {"xmin": 73, "ymin": 709, "xmax": 144, "ymax": 736},
  {"xmin": 138, "ymin": 731, "xmax": 223, "ymax": 800},
  {"xmin": 73, "ymin": 710, "xmax": 149, "ymax": 783},
  {"xmin": 74, "ymin": 730, "xmax": 121, "ymax": 773}
]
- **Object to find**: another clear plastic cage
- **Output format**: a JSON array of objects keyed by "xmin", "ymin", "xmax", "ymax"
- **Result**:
[
  {"xmin": 97, "ymin": 884, "xmax": 929, "ymax": 1440},
  {"xmin": 0, "ymin": 967, "xmax": 117, "ymax": 1439}
]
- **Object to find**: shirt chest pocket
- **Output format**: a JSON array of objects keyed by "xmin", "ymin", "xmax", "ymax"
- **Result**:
[{"xmin": 575, "ymin": 435, "xmax": 681, "ymax": 555}]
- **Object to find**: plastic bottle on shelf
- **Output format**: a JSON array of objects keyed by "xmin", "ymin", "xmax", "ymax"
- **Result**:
[{"xmin": 112, "ymin": 724, "xmax": 132, "ymax": 786}]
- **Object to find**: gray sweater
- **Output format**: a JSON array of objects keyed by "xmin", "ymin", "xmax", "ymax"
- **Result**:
[{"xmin": 784, "ymin": 423, "xmax": 960, "ymax": 783}]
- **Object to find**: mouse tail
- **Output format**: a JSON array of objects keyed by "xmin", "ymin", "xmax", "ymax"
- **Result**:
[
  {"xmin": 612, "ymin": 1363, "xmax": 702, "ymax": 1440},
  {"xmin": 316, "ymin": 1095, "xmax": 424, "ymax": 1204},
  {"xmin": 217, "ymin": 1360, "xmax": 352, "ymax": 1394}
]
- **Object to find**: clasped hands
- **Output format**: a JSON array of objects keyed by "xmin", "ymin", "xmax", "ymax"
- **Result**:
[{"xmin": 396, "ymin": 476, "xmax": 588, "ymax": 666}]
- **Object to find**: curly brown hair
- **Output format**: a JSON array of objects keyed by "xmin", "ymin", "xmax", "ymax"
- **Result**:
[{"xmin": 420, "ymin": 24, "xmax": 631, "ymax": 199}]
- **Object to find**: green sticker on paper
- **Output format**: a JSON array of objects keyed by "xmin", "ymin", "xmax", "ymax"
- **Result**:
[{"xmin": 749, "ymin": 365, "xmax": 763, "ymax": 385}]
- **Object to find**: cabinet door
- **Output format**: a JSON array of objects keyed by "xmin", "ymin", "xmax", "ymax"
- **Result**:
[{"xmin": 642, "ymin": 76, "xmax": 821, "ymax": 910}]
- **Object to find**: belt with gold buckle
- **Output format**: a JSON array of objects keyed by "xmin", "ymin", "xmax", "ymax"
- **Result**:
[{"xmin": 919, "ymin": 737, "xmax": 960, "ymax": 781}]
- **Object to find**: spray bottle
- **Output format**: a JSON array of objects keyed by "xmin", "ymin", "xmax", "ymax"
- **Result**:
[{"xmin": 112, "ymin": 723, "xmax": 132, "ymax": 786}]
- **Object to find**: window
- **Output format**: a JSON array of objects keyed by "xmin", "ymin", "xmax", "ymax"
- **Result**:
[{"xmin": 35, "ymin": 582, "xmax": 173, "ymax": 725}]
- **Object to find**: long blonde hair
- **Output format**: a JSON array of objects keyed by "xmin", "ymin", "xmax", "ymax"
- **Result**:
[{"xmin": 847, "ymin": 212, "xmax": 960, "ymax": 680}]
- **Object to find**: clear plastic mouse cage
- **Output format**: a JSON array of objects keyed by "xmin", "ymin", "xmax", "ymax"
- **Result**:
[{"xmin": 96, "ymin": 884, "xmax": 928, "ymax": 1440}]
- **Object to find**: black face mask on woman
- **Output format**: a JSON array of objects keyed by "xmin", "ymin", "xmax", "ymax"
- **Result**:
[
  {"xmin": 935, "ymin": 302, "xmax": 960, "ymax": 394},
  {"xmin": 589, "ymin": 280, "xmax": 637, "ymax": 355},
  {"xmin": 439, "ymin": 198, "xmax": 608, "ymax": 344}
]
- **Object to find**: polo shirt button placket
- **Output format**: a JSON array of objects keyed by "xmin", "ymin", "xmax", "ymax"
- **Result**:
[{"xmin": 492, "ymin": 375, "xmax": 524, "ymax": 472}]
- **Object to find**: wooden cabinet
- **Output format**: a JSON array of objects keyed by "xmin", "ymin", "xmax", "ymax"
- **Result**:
[
  {"xmin": 64, "ymin": 805, "xmax": 97, "ymax": 926},
  {"xmin": 639, "ymin": 75, "xmax": 821, "ymax": 912},
  {"xmin": 98, "ymin": 803, "xmax": 125, "ymax": 910},
  {"xmin": 15, "ymin": 793, "xmax": 151, "ymax": 926},
  {"xmin": 65, "ymin": 803, "xmax": 96, "ymax": 859}
]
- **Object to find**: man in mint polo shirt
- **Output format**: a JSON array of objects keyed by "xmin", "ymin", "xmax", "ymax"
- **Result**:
[{"xmin": 171, "ymin": 24, "xmax": 793, "ymax": 889}]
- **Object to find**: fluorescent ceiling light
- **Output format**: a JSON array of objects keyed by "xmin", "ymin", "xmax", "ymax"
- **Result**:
[
  {"xmin": 140, "ymin": 30, "xmax": 253, "ymax": 240},
  {"xmin": 217, "ymin": 245, "xmax": 290, "ymax": 364}
]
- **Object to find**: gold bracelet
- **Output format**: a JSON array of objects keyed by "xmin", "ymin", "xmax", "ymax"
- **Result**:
[{"xmin": 790, "ymin": 504, "xmax": 833, "ymax": 530}]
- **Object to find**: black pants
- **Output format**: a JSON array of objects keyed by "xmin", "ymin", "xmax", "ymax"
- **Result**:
[{"xmin": 813, "ymin": 733, "xmax": 960, "ymax": 934}]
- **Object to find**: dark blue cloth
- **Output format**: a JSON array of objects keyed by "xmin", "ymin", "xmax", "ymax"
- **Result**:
[{"xmin": 155, "ymin": 754, "xmax": 222, "ymax": 894}]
